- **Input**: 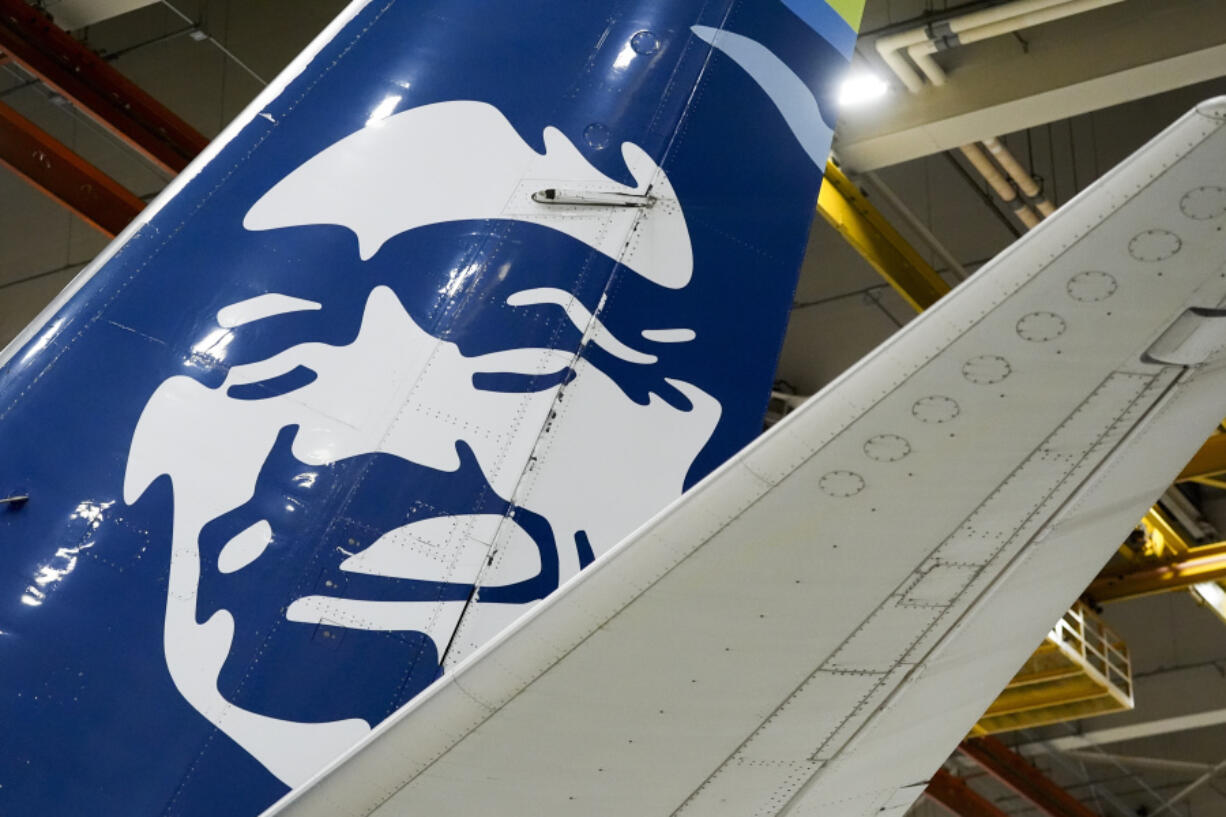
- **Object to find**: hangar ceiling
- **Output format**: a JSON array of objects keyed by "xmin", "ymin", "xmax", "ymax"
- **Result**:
[{"xmin": 2, "ymin": 1, "xmax": 1226, "ymax": 814}]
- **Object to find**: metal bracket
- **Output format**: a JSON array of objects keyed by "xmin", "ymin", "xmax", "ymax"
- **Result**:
[
  {"xmin": 532, "ymin": 188, "xmax": 655, "ymax": 208},
  {"xmin": 924, "ymin": 21, "xmax": 961, "ymax": 51}
]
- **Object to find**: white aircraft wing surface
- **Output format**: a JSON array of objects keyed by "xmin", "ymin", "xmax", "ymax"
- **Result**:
[{"xmin": 264, "ymin": 99, "xmax": 1226, "ymax": 817}]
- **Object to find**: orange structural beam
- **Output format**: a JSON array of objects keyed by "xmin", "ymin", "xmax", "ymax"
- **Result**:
[
  {"xmin": 926, "ymin": 769, "xmax": 1010, "ymax": 817},
  {"xmin": 0, "ymin": 0, "xmax": 208, "ymax": 174},
  {"xmin": 958, "ymin": 737, "xmax": 1101, "ymax": 817},
  {"xmin": 0, "ymin": 99, "xmax": 145, "ymax": 237}
]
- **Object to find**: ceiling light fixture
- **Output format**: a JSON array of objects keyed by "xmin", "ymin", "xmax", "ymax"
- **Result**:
[{"xmin": 837, "ymin": 73, "xmax": 889, "ymax": 108}]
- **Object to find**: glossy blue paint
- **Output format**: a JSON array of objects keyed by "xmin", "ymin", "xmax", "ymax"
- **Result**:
[
  {"xmin": 691, "ymin": 25, "xmax": 836, "ymax": 167},
  {"xmin": 781, "ymin": 0, "xmax": 859, "ymax": 57},
  {"xmin": 0, "ymin": 1, "xmax": 857, "ymax": 814}
]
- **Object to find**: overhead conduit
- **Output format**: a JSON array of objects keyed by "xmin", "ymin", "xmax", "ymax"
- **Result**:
[
  {"xmin": 984, "ymin": 136, "xmax": 1057, "ymax": 217},
  {"xmin": 876, "ymin": 0, "xmax": 1127, "ymax": 93},
  {"xmin": 903, "ymin": 0, "xmax": 1127, "ymax": 89},
  {"xmin": 876, "ymin": 0, "xmax": 1063, "ymax": 93},
  {"xmin": 875, "ymin": 0, "xmax": 1123, "ymax": 230},
  {"xmin": 958, "ymin": 142, "xmax": 1041, "ymax": 229}
]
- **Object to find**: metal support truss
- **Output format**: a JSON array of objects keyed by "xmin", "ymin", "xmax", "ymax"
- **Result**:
[
  {"xmin": 0, "ymin": 98, "xmax": 144, "ymax": 236},
  {"xmin": 0, "ymin": 0, "xmax": 208, "ymax": 174},
  {"xmin": 958, "ymin": 736, "xmax": 1101, "ymax": 817}
]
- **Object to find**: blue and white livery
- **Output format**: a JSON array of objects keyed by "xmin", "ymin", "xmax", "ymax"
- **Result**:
[
  {"xmin": 10, "ymin": 2, "xmax": 1226, "ymax": 816},
  {"xmin": 0, "ymin": 1, "xmax": 862, "ymax": 814}
]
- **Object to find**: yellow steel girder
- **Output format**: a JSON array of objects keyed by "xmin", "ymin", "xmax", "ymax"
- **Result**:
[
  {"xmin": 817, "ymin": 161, "xmax": 951, "ymax": 312},
  {"xmin": 1091, "ymin": 506, "xmax": 1226, "ymax": 603}
]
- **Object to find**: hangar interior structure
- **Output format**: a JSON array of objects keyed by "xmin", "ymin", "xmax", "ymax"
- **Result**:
[{"xmin": 3, "ymin": 0, "xmax": 1226, "ymax": 814}]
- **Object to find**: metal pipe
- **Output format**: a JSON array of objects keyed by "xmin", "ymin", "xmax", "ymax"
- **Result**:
[
  {"xmin": 908, "ymin": 48, "xmax": 947, "ymax": 89},
  {"xmin": 959, "ymin": 0, "xmax": 1122, "ymax": 45},
  {"xmin": 983, "ymin": 137, "xmax": 1056, "ymax": 217},
  {"xmin": 818, "ymin": 161, "xmax": 953, "ymax": 311},
  {"xmin": 875, "ymin": 0, "xmax": 1075, "ymax": 92},
  {"xmin": 158, "ymin": 0, "xmax": 267, "ymax": 86},
  {"xmin": 958, "ymin": 144, "xmax": 1014, "ymax": 202},
  {"xmin": 862, "ymin": 170, "xmax": 970, "ymax": 280},
  {"xmin": 877, "ymin": 43, "xmax": 926, "ymax": 94},
  {"xmin": 881, "ymin": 0, "xmax": 1125, "ymax": 91},
  {"xmin": 959, "ymin": 143, "xmax": 1041, "ymax": 229},
  {"xmin": 942, "ymin": 151, "xmax": 1024, "ymax": 239},
  {"xmin": 1032, "ymin": 740, "xmax": 1161, "ymax": 817},
  {"xmin": 1150, "ymin": 756, "xmax": 1226, "ymax": 816},
  {"xmin": 0, "ymin": 260, "xmax": 90, "ymax": 294},
  {"xmin": 1018, "ymin": 707, "xmax": 1226, "ymax": 756},
  {"xmin": 1058, "ymin": 750, "xmax": 1215, "ymax": 775},
  {"xmin": 909, "ymin": 0, "xmax": 1126, "ymax": 87}
]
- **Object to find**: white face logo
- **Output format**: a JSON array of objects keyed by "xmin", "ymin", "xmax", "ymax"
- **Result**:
[{"xmin": 124, "ymin": 101, "xmax": 721, "ymax": 787}]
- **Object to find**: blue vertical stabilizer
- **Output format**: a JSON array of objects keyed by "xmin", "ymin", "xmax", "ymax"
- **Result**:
[{"xmin": 0, "ymin": 2, "xmax": 863, "ymax": 813}]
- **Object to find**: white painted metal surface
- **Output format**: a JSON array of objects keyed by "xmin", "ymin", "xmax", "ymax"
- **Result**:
[
  {"xmin": 263, "ymin": 99, "xmax": 1226, "ymax": 817},
  {"xmin": 42, "ymin": 0, "xmax": 161, "ymax": 29}
]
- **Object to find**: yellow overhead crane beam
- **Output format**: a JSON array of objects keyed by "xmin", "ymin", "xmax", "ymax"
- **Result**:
[
  {"xmin": 1089, "ymin": 507, "xmax": 1226, "ymax": 603},
  {"xmin": 817, "ymin": 161, "xmax": 951, "ymax": 312},
  {"xmin": 1090, "ymin": 547, "xmax": 1226, "ymax": 602}
]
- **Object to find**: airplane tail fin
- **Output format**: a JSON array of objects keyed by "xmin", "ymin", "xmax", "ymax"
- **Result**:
[
  {"xmin": 0, "ymin": 3, "xmax": 868, "ymax": 812},
  {"xmin": 440, "ymin": 0, "xmax": 870, "ymax": 659}
]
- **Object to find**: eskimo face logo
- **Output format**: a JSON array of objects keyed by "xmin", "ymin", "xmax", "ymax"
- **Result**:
[{"xmin": 124, "ymin": 101, "xmax": 721, "ymax": 786}]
